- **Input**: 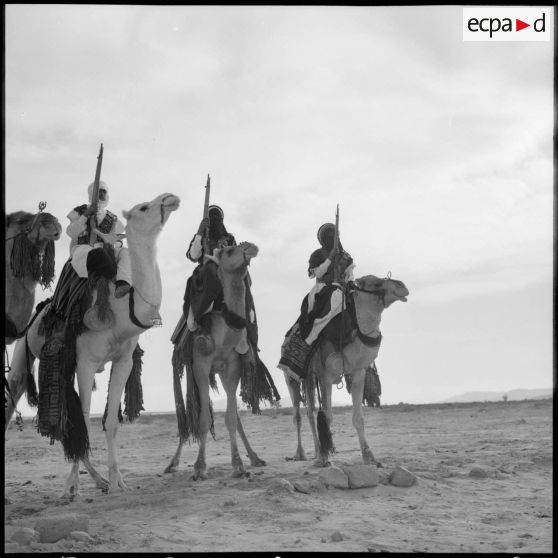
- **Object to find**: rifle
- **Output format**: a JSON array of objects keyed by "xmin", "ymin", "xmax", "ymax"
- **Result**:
[
  {"xmin": 88, "ymin": 143, "xmax": 104, "ymax": 245},
  {"xmin": 202, "ymin": 174, "xmax": 211, "ymax": 256},
  {"xmin": 333, "ymin": 204, "xmax": 340, "ymax": 283}
]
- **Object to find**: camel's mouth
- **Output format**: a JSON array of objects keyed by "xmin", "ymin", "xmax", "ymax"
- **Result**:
[
  {"xmin": 162, "ymin": 194, "xmax": 180, "ymax": 212},
  {"xmin": 238, "ymin": 241, "xmax": 258, "ymax": 259}
]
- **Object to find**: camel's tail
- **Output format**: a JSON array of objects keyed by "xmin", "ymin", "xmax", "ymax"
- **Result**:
[{"xmin": 317, "ymin": 409, "xmax": 334, "ymax": 457}]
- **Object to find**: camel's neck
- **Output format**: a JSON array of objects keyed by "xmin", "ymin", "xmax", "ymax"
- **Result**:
[
  {"xmin": 221, "ymin": 271, "xmax": 246, "ymax": 321},
  {"xmin": 127, "ymin": 234, "xmax": 161, "ymax": 311},
  {"xmin": 354, "ymin": 294, "xmax": 384, "ymax": 336}
]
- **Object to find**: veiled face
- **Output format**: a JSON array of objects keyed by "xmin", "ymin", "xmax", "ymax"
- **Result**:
[{"xmin": 320, "ymin": 227, "xmax": 335, "ymax": 250}]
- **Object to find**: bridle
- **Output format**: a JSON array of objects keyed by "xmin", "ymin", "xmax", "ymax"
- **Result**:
[
  {"xmin": 350, "ymin": 271, "xmax": 395, "ymax": 307},
  {"xmin": 5, "ymin": 201, "xmax": 47, "ymax": 243}
]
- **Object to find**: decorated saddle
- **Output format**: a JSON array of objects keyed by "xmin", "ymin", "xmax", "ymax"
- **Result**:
[
  {"xmin": 35, "ymin": 245, "xmax": 144, "ymax": 461},
  {"xmin": 279, "ymin": 284, "xmax": 382, "ymax": 383}
]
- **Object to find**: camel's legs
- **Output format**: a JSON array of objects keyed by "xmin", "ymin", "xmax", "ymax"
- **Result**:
[
  {"xmin": 192, "ymin": 359, "xmax": 211, "ymax": 480},
  {"xmin": 316, "ymin": 375, "xmax": 334, "ymax": 466},
  {"xmin": 164, "ymin": 439, "xmax": 185, "ymax": 473},
  {"xmin": 236, "ymin": 414, "xmax": 266, "ymax": 467},
  {"xmin": 219, "ymin": 361, "xmax": 247, "ymax": 478},
  {"xmin": 349, "ymin": 368, "xmax": 377, "ymax": 465},
  {"xmin": 284, "ymin": 373, "xmax": 306, "ymax": 461},
  {"xmin": 4, "ymin": 338, "xmax": 32, "ymax": 430},
  {"xmin": 305, "ymin": 380, "xmax": 320, "ymax": 460},
  {"xmin": 102, "ymin": 355, "xmax": 135, "ymax": 492},
  {"xmin": 64, "ymin": 357, "xmax": 109, "ymax": 497}
]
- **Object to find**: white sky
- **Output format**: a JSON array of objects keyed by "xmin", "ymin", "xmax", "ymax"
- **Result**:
[{"xmin": 4, "ymin": 5, "xmax": 554, "ymax": 416}]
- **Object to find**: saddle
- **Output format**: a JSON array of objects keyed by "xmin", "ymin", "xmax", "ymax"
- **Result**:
[{"xmin": 40, "ymin": 246, "xmax": 117, "ymax": 338}]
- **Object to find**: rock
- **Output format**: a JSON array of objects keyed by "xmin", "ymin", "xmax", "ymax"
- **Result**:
[
  {"xmin": 330, "ymin": 530, "xmax": 344, "ymax": 542},
  {"xmin": 319, "ymin": 466, "xmax": 349, "ymax": 489},
  {"xmin": 292, "ymin": 481, "xmax": 310, "ymax": 494},
  {"xmin": 69, "ymin": 531, "xmax": 94, "ymax": 543},
  {"xmin": 390, "ymin": 465, "xmax": 417, "ymax": 487},
  {"xmin": 11, "ymin": 527, "xmax": 39, "ymax": 546},
  {"xmin": 4, "ymin": 542, "xmax": 21, "ymax": 553},
  {"xmin": 223, "ymin": 499, "xmax": 238, "ymax": 507},
  {"xmin": 266, "ymin": 478, "xmax": 295, "ymax": 494},
  {"xmin": 342, "ymin": 464, "xmax": 379, "ymax": 488},
  {"xmin": 469, "ymin": 466, "xmax": 488, "ymax": 479},
  {"xmin": 35, "ymin": 513, "xmax": 89, "ymax": 543}
]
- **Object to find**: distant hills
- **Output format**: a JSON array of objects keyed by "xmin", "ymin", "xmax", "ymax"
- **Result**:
[{"xmin": 440, "ymin": 388, "xmax": 553, "ymax": 403}]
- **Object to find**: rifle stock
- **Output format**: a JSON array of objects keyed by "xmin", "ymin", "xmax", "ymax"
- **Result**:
[{"xmin": 88, "ymin": 143, "xmax": 104, "ymax": 245}]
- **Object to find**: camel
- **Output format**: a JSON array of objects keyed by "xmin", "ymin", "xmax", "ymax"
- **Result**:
[
  {"xmin": 165, "ymin": 241, "xmax": 276, "ymax": 479},
  {"xmin": 283, "ymin": 274, "xmax": 409, "ymax": 466},
  {"xmin": 4, "ymin": 192, "xmax": 180, "ymax": 496},
  {"xmin": 5, "ymin": 207, "xmax": 62, "ymax": 345}
]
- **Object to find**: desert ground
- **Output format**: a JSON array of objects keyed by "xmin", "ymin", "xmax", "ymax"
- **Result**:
[{"xmin": 4, "ymin": 397, "xmax": 553, "ymax": 554}]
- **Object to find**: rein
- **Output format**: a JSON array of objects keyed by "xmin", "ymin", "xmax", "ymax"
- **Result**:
[
  {"xmin": 221, "ymin": 304, "xmax": 247, "ymax": 330},
  {"xmin": 128, "ymin": 287, "xmax": 155, "ymax": 329}
]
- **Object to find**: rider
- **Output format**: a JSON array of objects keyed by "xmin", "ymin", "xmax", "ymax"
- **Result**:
[
  {"xmin": 299, "ymin": 222, "xmax": 355, "ymax": 345},
  {"xmin": 183, "ymin": 204, "xmax": 237, "ymax": 332},
  {"xmin": 65, "ymin": 180, "xmax": 132, "ymax": 298}
]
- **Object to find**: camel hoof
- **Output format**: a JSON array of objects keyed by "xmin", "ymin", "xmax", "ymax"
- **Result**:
[
  {"xmin": 249, "ymin": 457, "xmax": 266, "ymax": 467},
  {"xmin": 192, "ymin": 471, "xmax": 208, "ymax": 481},
  {"xmin": 231, "ymin": 470, "xmax": 250, "ymax": 479},
  {"xmin": 293, "ymin": 450, "xmax": 307, "ymax": 461},
  {"xmin": 312, "ymin": 459, "xmax": 331, "ymax": 468},
  {"xmin": 163, "ymin": 463, "xmax": 178, "ymax": 474}
]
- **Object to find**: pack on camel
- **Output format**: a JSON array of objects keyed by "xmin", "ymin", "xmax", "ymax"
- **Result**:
[
  {"xmin": 4, "ymin": 192, "xmax": 180, "ymax": 496},
  {"xmin": 166, "ymin": 241, "xmax": 280, "ymax": 479},
  {"xmin": 281, "ymin": 273, "xmax": 409, "ymax": 466},
  {"xmin": 5, "ymin": 204, "xmax": 62, "ymax": 345}
]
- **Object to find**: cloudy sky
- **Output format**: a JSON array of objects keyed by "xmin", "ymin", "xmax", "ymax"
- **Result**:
[{"xmin": 5, "ymin": 5, "xmax": 554, "ymax": 417}]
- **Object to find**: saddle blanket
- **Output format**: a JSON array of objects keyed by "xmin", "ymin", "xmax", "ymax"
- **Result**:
[{"xmin": 277, "ymin": 323, "xmax": 312, "ymax": 383}]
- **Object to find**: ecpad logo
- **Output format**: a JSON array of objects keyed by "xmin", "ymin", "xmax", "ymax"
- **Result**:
[{"xmin": 463, "ymin": 7, "xmax": 552, "ymax": 41}]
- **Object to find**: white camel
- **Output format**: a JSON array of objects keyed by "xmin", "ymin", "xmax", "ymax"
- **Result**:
[
  {"xmin": 5, "ymin": 192, "xmax": 180, "ymax": 496},
  {"xmin": 284, "ymin": 274, "xmax": 409, "ymax": 466}
]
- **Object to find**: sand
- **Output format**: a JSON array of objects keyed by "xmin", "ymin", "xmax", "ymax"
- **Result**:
[{"xmin": 4, "ymin": 397, "xmax": 552, "ymax": 553}]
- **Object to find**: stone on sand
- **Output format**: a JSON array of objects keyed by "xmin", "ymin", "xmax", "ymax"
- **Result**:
[
  {"xmin": 11, "ymin": 527, "xmax": 39, "ymax": 546},
  {"xmin": 469, "ymin": 466, "xmax": 488, "ymax": 478},
  {"xmin": 69, "ymin": 531, "xmax": 95, "ymax": 543},
  {"xmin": 318, "ymin": 466, "xmax": 349, "ymax": 489},
  {"xmin": 341, "ymin": 464, "xmax": 379, "ymax": 488},
  {"xmin": 266, "ymin": 478, "xmax": 295, "ymax": 494},
  {"xmin": 330, "ymin": 530, "xmax": 344, "ymax": 542},
  {"xmin": 34, "ymin": 513, "xmax": 89, "ymax": 543},
  {"xmin": 389, "ymin": 465, "xmax": 417, "ymax": 487}
]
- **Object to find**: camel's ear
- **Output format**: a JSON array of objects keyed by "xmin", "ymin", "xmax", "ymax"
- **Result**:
[{"xmin": 122, "ymin": 209, "xmax": 131, "ymax": 220}]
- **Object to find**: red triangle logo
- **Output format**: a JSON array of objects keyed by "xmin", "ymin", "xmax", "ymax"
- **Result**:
[{"xmin": 516, "ymin": 19, "xmax": 530, "ymax": 31}]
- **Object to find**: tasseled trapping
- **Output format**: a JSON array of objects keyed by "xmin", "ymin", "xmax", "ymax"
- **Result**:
[
  {"xmin": 239, "ymin": 344, "xmax": 281, "ymax": 414},
  {"xmin": 124, "ymin": 343, "xmax": 145, "ymax": 422}
]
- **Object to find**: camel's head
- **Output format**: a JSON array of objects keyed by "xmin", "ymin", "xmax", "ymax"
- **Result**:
[
  {"xmin": 213, "ymin": 241, "xmax": 259, "ymax": 276},
  {"xmin": 6, "ymin": 211, "xmax": 62, "ymax": 244},
  {"xmin": 122, "ymin": 193, "xmax": 180, "ymax": 236},
  {"xmin": 353, "ymin": 273, "xmax": 409, "ymax": 308}
]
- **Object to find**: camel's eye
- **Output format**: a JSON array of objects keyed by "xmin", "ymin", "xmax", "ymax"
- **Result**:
[{"xmin": 139, "ymin": 205, "xmax": 148, "ymax": 212}]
